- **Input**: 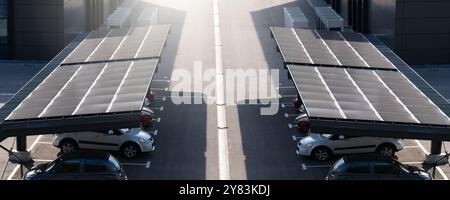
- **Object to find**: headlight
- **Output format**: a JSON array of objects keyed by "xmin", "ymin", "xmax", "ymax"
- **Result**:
[
  {"xmin": 139, "ymin": 138, "xmax": 146, "ymax": 144},
  {"xmin": 303, "ymin": 143, "xmax": 313, "ymax": 148}
]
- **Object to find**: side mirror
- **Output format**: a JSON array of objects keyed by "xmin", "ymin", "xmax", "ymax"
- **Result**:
[{"xmin": 339, "ymin": 135, "xmax": 345, "ymax": 140}]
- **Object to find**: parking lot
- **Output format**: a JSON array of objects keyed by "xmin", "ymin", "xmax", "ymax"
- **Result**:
[{"xmin": 1, "ymin": 0, "xmax": 450, "ymax": 180}]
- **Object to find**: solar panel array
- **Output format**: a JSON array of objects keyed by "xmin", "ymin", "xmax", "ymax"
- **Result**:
[
  {"xmin": 271, "ymin": 27, "xmax": 396, "ymax": 70},
  {"xmin": 5, "ymin": 24, "xmax": 170, "ymax": 122},
  {"xmin": 7, "ymin": 59, "xmax": 158, "ymax": 121},
  {"xmin": 62, "ymin": 25, "xmax": 170, "ymax": 65},
  {"xmin": 288, "ymin": 65, "xmax": 450, "ymax": 126}
]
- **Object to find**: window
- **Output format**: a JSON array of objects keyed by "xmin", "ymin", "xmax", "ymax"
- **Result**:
[
  {"xmin": 373, "ymin": 162, "xmax": 401, "ymax": 174},
  {"xmin": 54, "ymin": 160, "xmax": 81, "ymax": 173},
  {"xmin": 107, "ymin": 155, "xmax": 121, "ymax": 172},
  {"xmin": 345, "ymin": 162, "xmax": 370, "ymax": 174},
  {"xmin": 84, "ymin": 159, "xmax": 107, "ymax": 173}
]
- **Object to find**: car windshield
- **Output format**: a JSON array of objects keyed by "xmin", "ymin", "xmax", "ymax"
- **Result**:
[{"xmin": 119, "ymin": 128, "xmax": 132, "ymax": 134}]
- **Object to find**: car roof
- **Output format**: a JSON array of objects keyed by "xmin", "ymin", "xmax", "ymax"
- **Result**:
[
  {"xmin": 342, "ymin": 154, "xmax": 396, "ymax": 162},
  {"xmin": 60, "ymin": 151, "xmax": 111, "ymax": 160}
]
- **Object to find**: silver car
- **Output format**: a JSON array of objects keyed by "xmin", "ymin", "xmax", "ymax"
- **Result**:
[
  {"xmin": 296, "ymin": 133, "xmax": 403, "ymax": 161},
  {"xmin": 53, "ymin": 128, "xmax": 155, "ymax": 158}
]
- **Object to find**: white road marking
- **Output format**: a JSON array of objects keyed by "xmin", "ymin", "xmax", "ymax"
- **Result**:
[
  {"xmin": 285, "ymin": 113, "xmax": 297, "ymax": 118},
  {"xmin": 33, "ymin": 159, "xmax": 53, "ymax": 162},
  {"xmin": 37, "ymin": 141, "xmax": 53, "ymax": 145},
  {"xmin": 403, "ymin": 146, "xmax": 420, "ymax": 149},
  {"xmin": 154, "ymin": 96, "xmax": 167, "ymax": 101},
  {"xmin": 27, "ymin": 135, "xmax": 42, "ymax": 152},
  {"xmin": 146, "ymin": 161, "xmax": 151, "ymax": 168},
  {"xmin": 155, "ymin": 117, "xmax": 161, "ymax": 123},
  {"xmin": 281, "ymin": 103, "xmax": 293, "ymax": 108},
  {"xmin": 152, "ymin": 130, "xmax": 158, "ymax": 136},
  {"xmin": 152, "ymin": 79, "xmax": 170, "ymax": 83},
  {"xmin": 301, "ymin": 163, "xmax": 307, "ymax": 170},
  {"xmin": 403, "ymin": 161, "xmax": 423, "ymax": 165},
  {"xmin": 292, "ymin": 135, "xmax": 297, "ymax": 141},
  {"xmin": 7, "ymin": 166, "xmax": 20, "ymax": 180},
  {"xmin": 151, "ymin": 107, "xmax": 164, "ymax": 111},
  {"xmin": 0, "ymin": 93, "xmax": 15, "ymax": 96},
  {"xmin": 213, "ymin": 0, "xmax": 230, "ymax": 180},
  {"xmin": 288, "ymin": 124, "xmax": 295, "ymax": 129},
  {"xmin": 414, "ymin": 140, "xmax": 448, "ymax": 180},
  {"xmin": 152, "ymin": 87, "xmax": 169, "ymax": 91}
]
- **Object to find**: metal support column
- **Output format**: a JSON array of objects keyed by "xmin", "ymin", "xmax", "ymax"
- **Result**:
[{"xmin": 16, "ymin": 136, "xmax": 26, "ymax": 151}]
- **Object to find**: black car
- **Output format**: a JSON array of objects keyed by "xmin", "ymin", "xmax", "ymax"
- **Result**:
[
  {"xmin": 24, "ymin": 151, "xmax": 127, "ymax": 180},
  {"xmin": 326, "ymin": 155, "xmax": 432, "ymax": 180}
]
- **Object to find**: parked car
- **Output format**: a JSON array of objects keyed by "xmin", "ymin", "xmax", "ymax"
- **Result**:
[
  {"xmin": 23, "ymin": 151, "xmax": 127, "ymax": 180},
  {"xmin": 53, "ymin": 128, "xmax": 155, "ymax": 158},
  {"xmin": 296, "ymin": 133, "xmax": 403, "ymax": 161},
  {"xmin": 325, "ymin": 155, "xmax": 432, "ymax": 180}
]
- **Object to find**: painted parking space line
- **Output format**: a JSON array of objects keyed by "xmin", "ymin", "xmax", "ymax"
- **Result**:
[
  {"xmin": 149, "ymin": 130, "xmax": 158, "ymax": 136},
  {"xmin": 403, "ymin": 146, "xmax": 420, "ymax": 149},
  {"xmin": 0, "ymin": 93, "xmax": 15, "ymax": 96},
  {"xmin": 150, "ymin": 106, "xmax": 164, "ymax": 111},
  {"xmin": 155, "ymin": 117, "xmax": 161, "ymax": 123},
  {"xmin": 288, "ymin": 124, "xmax": 296, "ymax": 129},
  {"xmin": 402, "ymin": 161, "xmax": 423, "ymax": 165},
  {"xmin": 37, "ymin": 141, "xmax": 53, "ymax": 145},
  {"xmin": 281, "ymin": 103, "xmax": 293, "ymax": 108},
  {"xmin": 33, "ymin": 159, "xmax": 53, "ymax": 162},
  {"xmin": 152, "ymin": 87, "xmax": 169, "ymax": 91},
  {"xmin": 292, "ymin": 135, "xmax": 302, "ymax": 141},
  {"xmin": 284, "ymin": 113, "xmax": 298, "ymax": 118},
  {"xmin": 122, "ymin": 161, "xmax": 151, "ymax": 169},
  {"xmin": 154, "ymin": 96, "xmax": 167, "ymax": 101},
  {"xmin": 152, "ymin": 79, "xmax": 170, "ymax": 83},
  {"xmin": 301, "ymin": 164, "xmax": 332, "ymax": 170}
]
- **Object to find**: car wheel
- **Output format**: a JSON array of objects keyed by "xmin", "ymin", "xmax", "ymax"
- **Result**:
[
  {"xmin": 377, "ymin": 143, "xmax": 396, "ymax": 157},
  {"xmin": 59, "ymin": 139, "xmax": 78, "ymax": 154},
  {"xmin": 121, "ymin": 143, "xmax": 141, "ymax": 158},
  {"xmin": 311, "ymin": 147, "xmax": 331, "ymax": 161}
]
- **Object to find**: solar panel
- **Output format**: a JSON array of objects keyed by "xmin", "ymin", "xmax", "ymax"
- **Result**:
[
  {"xmin": 62, "ymin": 25, "xmax": 170, "ymax": 65},
  {"xmin": 288, "ymin": 64, "xmax": 450, "ymax": 126},
  {"xmin": 270, "ymin": 27, "xmax": 396, "ymax": 70},
  {"xmin": 6, "ymin": 59, "xmax": 158, "ymax": 121}
]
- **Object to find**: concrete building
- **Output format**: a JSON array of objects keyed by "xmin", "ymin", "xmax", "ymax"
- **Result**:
[
  {"xmin": 1, "ymin": 0, "xmax": 124, "ymax": 60},
  {"xmin": 326, "ymin": 0, "xmax": 450, "ymax": 65}
]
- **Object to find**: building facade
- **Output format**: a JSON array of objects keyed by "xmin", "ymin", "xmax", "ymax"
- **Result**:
[
  {"xmin": 328, "ymin": 0, "xmax": 450, "ymax": 65},
  {"xmin": 1, "ymin": 0, "xmax": 124, "ymax": 60}
]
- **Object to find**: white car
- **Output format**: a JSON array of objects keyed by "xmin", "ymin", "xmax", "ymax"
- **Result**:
[
  {"xmin": 296, "ymin": 133, "xmax": 403, "ymax": 161},
  {"xmin": 53, "ymin": 128, "xmax": 155, "ymax": 158}
]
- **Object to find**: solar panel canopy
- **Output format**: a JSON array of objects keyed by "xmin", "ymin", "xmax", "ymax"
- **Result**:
[
  {"xmin": 62, "ymin": 25, "xmax": 170, "ymax": 65},
  {"xmin": 288, "ymin": 64, "xmax": 450, "ymax": 126},
  {"xmin": 271, "ymin": 27, "xmax": 396, "ymax": 70},
  {"xmin": 6, "ymin": 59, "xmax": 158, "ymax": 121}
]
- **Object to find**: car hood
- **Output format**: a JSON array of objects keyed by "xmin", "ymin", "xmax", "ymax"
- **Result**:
[
  {"xmin": 300, "ymin": 134, "xmax": 322, "ymax": 144},
  {"xmin": 130, "ymin": 128, "xmax": 152, "ymax": 140}
]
